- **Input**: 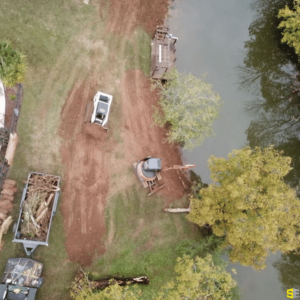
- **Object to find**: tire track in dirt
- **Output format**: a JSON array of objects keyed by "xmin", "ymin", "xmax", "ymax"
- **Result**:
[
  {"xmin": 105, "ymin": 0, "xmax": 170, "ymax": 36},
  {"xmin": 60, "ymin": 80, "xmax": 111, "ymax": 266},
  {"xmin": 105, "ymin": 0, "xmax": 139, "ymax": 36},
  {"xmin": 59, "ymin": 0, "xmax": 185, "ymax": 264},
  {"xmin": 110, "ymin": 70, "xmax": 189, "ymax": 199}
]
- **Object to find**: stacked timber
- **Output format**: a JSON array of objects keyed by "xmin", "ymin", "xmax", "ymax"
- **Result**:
[
  {"xmin": 0, "ymin": 179, "xmax": 17, "ymax": 248},
  {"xmin": 0, "ymin": 179, "xmax": 17, "ymax": 216}
]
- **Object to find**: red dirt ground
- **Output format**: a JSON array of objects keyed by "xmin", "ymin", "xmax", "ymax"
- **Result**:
[
  {"xmin": 60, "ymin": 0, "xmax": 190, "ymax": 266},
  {"xmin": 120, "ymin": 70, "xmax": 191, "ymax": 200},
  {"xmin": 105, "ymin": 0, "xmax": 170, "ymax": 36},
  {"xmin": 60, "ymin": 80, "xmax": 112, "ymax": 266}
]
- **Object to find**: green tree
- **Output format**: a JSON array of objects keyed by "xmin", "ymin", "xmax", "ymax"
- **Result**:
[
  {"xmin": 71, "ymin": 255, "xmax": 237, "ymax": 300},
  {"xmin": 278, "ymin": 0, "xmax": 300, "ymax": 59},
  {"xmin": 156, "ymin": 255, "xmax": 237, "ymax": 300},
  {"xmin": 153, "ymin": 68, "xmax": 221, "ymax": 150},
  {"xmin": 0, "ymin": 40, "xmax": 25, "ymax": 87},
  {"xmin": 188, "ymin": 146, "xmax": 300, "ymax": 269},
  {"xmin": 71, "ymin": 278, "xmax": 140, "ymax": 300}
]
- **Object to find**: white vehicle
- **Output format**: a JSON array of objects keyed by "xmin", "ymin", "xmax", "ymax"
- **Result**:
[{"xmin": 90, "ymin": 91, "xmax": 113, "ymax": 129}]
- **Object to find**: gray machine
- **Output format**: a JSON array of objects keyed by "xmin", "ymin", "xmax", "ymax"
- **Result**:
[
  {"xmin": 133, "ymin": 157, "xmax": 165, "ymax": 196},
  {"xmin": 0, "ymin": 258, "xmax": 43, "ymax": 300},
  {"xmin": 12, "ymin": 172, "xmax": 60, "ymax": 256}
]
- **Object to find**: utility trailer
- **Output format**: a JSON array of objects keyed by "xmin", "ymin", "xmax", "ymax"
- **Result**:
[
  {"xmin": 0, "ymin": 258, "xmax": 43, "ymax": 300},
  {"xmin": 12, "ymin": 172, "xmax": 60, "ymax": 256}
]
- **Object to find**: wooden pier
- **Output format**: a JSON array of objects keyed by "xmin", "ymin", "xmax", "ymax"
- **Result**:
[{"xmin": 150, "ymin": 26, "xmax": 177, "ymax": 79}]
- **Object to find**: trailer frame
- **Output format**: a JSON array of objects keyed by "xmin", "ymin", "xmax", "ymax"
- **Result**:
[{"xmin": 12, "ymin": 172, "xmax": 61, "ymax": 256}]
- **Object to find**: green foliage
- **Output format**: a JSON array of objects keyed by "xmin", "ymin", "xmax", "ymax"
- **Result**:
[
  {"xmin": 188, "ymin": 146, "xmax": 300, "ymax": 269},
  {"xmin": 175, "ymin": 235, "xmax": 224, "ymax": 262},
  {"xmin": 71, "ymin": 278, "xmax": 141, "ymax": 300},
  {"xmin": 0, "ymin": 127, "xmax": 9, "ymax": 147},
  {"xmin": 71, "ymin": 255, "xmax": 237, "ymax": 300},
  {"xmin": 93, "ymin": 187, "xmax": 200, "ymax": 299},
  {"xmin": 0, "ymin": 40, "xmax": 25, "ymax": 87},
  {"xmin": 156, "ymin": 255, "xmax": 237, "ymax": 300},
  {"xmin": 153, "ymin": 68, "xmax": 222, "ymax": 149},
  {"xmin": 278, "ymin": 0, "xmax": 300, "ymax": 59}
]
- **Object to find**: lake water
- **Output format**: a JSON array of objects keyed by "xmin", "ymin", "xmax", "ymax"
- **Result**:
[{"xmin": 168, "ymin": 0, "xmax": 297, "ymax": 299}]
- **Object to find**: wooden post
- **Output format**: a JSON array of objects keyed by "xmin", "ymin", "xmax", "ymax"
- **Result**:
[
  {"xmin": 5, "ymin": 133, "xmax": 18, "ymax": 166},
  {"xmin": 164, "ymin": 208, "xmax": 191, "ymax": 213}
]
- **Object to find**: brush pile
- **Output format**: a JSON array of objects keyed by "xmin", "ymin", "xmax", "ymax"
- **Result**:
[{"xmin": 20, "ymin": 174, "xmax": 60, "ymax": 241}]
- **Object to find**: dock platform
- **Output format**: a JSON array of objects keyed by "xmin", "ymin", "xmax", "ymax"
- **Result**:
[{"xmin": 150, "ymin": 26, "xmax": 177, "ymax": 80}]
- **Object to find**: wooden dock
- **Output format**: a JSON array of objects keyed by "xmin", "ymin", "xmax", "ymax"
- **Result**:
[{"xmin": 150, "ymin": 26, "xmax": 177, "ymax": 80}]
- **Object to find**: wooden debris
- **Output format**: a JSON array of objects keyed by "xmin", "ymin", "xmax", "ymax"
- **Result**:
[
  {"xmin": 164, "ymin": 208, "xmax": 191, "ymax": 213},
  {"xmin": 0, "ymin": 208, "xmax": 8, "ymax": 215},
  {"xmin": 0, "ymin": 203, "xmax": 13, "ymax": 211},
  {"xmin": 36, "ymin": 207, "xmax": 48, "ymax": 223},
  {"xmin": 0, "ymin": 178, "xmax": 17, "ymax": 252},
  {"xmin": 72, "ymin": 269, "xmax": 149, "ymax": 296},
  {"xmin": 0, "ymin": 194, "xmax": 14, "ymax": 202},
  {"xmin": 3, "ymin": 179, "xmax": 16, "ymax": 186},
  {"xmin": 0, "ymin": 211, "xmax": 6, "ymax": 220},
  {"xmin": 5, "ymin": 133, "xmax": 18, "ymax": 166},
  {"xmin": 0, "ymin": 216, "xmax": 13, "ymax": 249},
  {"xmin": 19, "ymin": 174, "xmax": 59, "ymax": 241},
  {"xmin": 0, "ymin": 200, "xmax": 13, "ymax": 209},
  {"xmin": 1, "ymin": 188, "xmax": 14, "ymax": 196},
  {"xmin": 2, "ymin": 183, "xmax": 14, "ymax": 190}
]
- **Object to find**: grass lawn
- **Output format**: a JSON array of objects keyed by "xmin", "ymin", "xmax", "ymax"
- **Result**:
[{"xmin": 0, "ymin": 1, "xmax": 202, "ymax": 299}]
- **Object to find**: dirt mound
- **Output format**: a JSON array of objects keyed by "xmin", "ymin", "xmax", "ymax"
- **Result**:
[{"xmin": 105, "ymin": 0, "xmax": 170, "ymax": 36}]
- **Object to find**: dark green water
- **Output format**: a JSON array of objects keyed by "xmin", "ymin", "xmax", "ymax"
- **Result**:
[{"xmin": 168, "ymin": 0, "xmax": 300, "ymax": 299}]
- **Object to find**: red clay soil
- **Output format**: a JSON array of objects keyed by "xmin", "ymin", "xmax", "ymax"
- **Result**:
[
  {"xmin": 60, "ymin": 80, "xmax": 111, "ymax": 266},
  {"xmin": 60, "ymin": 0, "xmax": 190, "ymax": 266},
  {"xmin": 105, "ymin": 0, "xmax": 170, "ymax": 36},
  {"xmin": 60, "ymin": 71, "xmax": 191, "ymax": 266},
  {"xmin": 120, "ymin": 70, "xmax": 191, "ymax": 200}
]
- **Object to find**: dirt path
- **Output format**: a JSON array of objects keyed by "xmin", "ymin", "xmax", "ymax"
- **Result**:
[
  {"xmin": 105, "ymin": 0, "xmax": 170, "ymax": 36},
  {"xmin": 116, "ymin": 70, "xmax": 190, "ymax": 199},
  {"xmin": 59, "ymin": 0, "xmax": 189, "ymax": 266},
  {"xmin": 60, "ymin": 80, "xmax": 112, "ymax": 266}
]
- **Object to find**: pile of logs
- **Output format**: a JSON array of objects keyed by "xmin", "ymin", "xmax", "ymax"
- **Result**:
[
  {"xmin": 0, "ymin": 179, "xmax": 17, "ymax": 248},
  {"xmin": 20, "ymin": 174, "xmax": 59, "ymax": 241},
  {"xmin": 0, "ymin": 179, "xmax": 17, "ymax": 220},
  {"xmin": 72, "ymin": 269, "xmax": 149, "ymax": 296}
]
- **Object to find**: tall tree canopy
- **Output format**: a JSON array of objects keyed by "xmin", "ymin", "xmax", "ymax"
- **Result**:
[
  {"xmin": 156, "ymin": 255, "xmax": 237, "ymax": 300},
  {"xmin": 153, "ymin": 68, "xmax": 221, "ymax": 150},
  {"xmin": 71, "ymin": 280, "xmax": 140, "ymax": 300},
  {"xmin": 0, "ymin": 40, "xmax": 25, "ymax": 87},
  {"xmin": 188, "ymin": 146, "xmax": 300, "ymax": 269},
  {"xmin": 278, "ymin": 0, "xmax": 300, "ymax": 60}
]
